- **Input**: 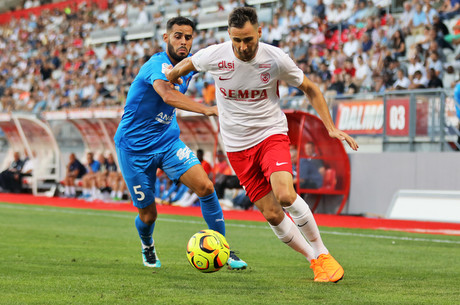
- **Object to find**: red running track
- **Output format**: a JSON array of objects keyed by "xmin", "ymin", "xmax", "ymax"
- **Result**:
[{"xmin": 1, "ymin": 193, "xmax": 459, "ymax": 236}]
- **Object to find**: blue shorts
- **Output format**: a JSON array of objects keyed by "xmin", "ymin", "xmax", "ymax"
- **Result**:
[{"xmin": 116, "ymin": 140, "xmax": 201, "ymax": 209}]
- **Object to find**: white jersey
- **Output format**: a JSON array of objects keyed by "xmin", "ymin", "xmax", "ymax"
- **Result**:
[{"xmin": 192, "ymin": 41, "xmax": 304, "ymax": 152}]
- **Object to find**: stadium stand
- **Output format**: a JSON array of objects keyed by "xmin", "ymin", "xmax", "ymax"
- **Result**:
[{"xmin": 0, "ymin": 0, "xmax": 459, "ymax": 211}]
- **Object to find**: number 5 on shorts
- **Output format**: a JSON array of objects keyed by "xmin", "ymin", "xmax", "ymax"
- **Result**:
[{"xmin": 133, "ymin": 185, "xmax": 145, "ymax": 201}]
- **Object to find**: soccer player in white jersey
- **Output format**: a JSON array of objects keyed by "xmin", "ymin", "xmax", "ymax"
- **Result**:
[{"xmin": 166, "ymin": 7, "xmax": 358, "ymax": 282}]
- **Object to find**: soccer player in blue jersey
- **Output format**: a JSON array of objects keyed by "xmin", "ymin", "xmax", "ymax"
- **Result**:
[{"xmin": 114, "ymin": 17, "xmax": 247, "ymax": 270}]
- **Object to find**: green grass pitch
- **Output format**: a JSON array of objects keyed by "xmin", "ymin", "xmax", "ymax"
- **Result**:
[{"xmin": 0, "ymin": 202, "xmax": 459, "ymax": 305}]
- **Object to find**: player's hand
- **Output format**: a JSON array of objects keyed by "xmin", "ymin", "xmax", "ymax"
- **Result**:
[
  {"xmin": 328, "ymin": 129, "xmax": 359, "ymax": 151},
  {"xmin": 164, "ymin": 65, "xmax": 183, "ymax": 85},
  {"xmin": 204, "ymin": 105, "xmax": 218, "ymax": 117}
]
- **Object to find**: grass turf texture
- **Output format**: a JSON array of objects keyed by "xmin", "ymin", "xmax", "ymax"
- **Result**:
[{"xmin": 0, "ymin": 203, "xmax": 459, "ymax": 305}]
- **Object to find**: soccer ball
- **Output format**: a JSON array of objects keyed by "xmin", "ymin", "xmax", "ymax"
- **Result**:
[{"xmin": 186, "ymin": 229, "xmax": 230, "ymax": 273}]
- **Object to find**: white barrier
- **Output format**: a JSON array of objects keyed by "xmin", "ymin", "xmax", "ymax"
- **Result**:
[{"xmin": 387, "ymin": 190, "xmax": 460, "ymax": 223}]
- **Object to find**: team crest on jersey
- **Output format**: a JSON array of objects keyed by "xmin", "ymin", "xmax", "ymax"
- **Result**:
[
  {"xmin": 260, "ymin": 72, "xmax": 270, "ymax": 83},
  {"xmin": 176, "ymin": 147, "xmax": 192, "ymax": 161},
  {"xmin": 161, "ymin": 63, "xmax": 169, "ymax": 74}
]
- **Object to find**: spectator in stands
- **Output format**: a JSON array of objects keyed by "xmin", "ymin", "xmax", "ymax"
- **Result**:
[
  {"xmin": 298, "ymin": 142, "xmax": 325, "ymax": 189},
  {"xmin": 212, "ymin": 150, "xmax": 240, "ymax": 200},
  {"xmin": 175, "ymin": 149, "xmax": 211, "ymax": 207},
  {"xmin": 0, "ymin": 151, "xmax": 24, "ymax": 193},
  {"xmin": 62, "ymin": 153, "xmax": 86, "ymax": 198},
  {"xmin": 80, "ymin": 152, "xmax": 101, "ymax": 199},
  {"xmin": 431, "ymin": 14, "xmax": 449, "ymax": 37},
  {"xmin": 386, "ymin": 14, "xmax": 401, "ymax": 41},
  {"xmin": 410, "ymin": 2, "xmax": 428, "ymax": 35},
  {"xmin": 390, "ymin": 69, "xmax": 411, "ymax": 90},
  {"xmin": 427, "ymin": 68, "xmax": 444, "ymax": 88},
  {"xmin": 408, "ymin": 70, "xmax": 428, "ymax": 89},
  {"xmin": 361, "ymin": 32, "xmax": 373, "ymax": 53},
  {"xmin": 389, "ymin": 29, "xmax": 406, "ymax": 60},
  {"xmin": 197, "ymin": 149, "xmax": 212, "ymax": 176},
  {"xmin": 426, "ymin": 51, "xmax": 444, "ymax": 78},
  {"xmin": 344, "ymin": 73, "xmax": 359, "ymax": 94},
  {"xmin": 354, "ymin": 55, "xmax": 373, "ymax": 91},
  {"xmin": 408, "ymin": 55, "xmax": 426, "ymax": 82},
  {"xmin": 313, "ymin": 0, "xmax": 326, "ymax": 20},
  {"xmin": 343, "ymin": 33, "xmax": 360, "ymax": 57},
  {"xmin": 400, "ymin": 1, "xmax": 415, "ymax": 35},
  {"xmin": 438, "ymin": 0, "xmax": 460, "ymax": 20},
  {"xmin": 202, "ymin": 82, "xmax": 216, "ymax": 106},
  {"xmin": 444, "ymin": 18, "xmax": 460, "ymax": 45}
]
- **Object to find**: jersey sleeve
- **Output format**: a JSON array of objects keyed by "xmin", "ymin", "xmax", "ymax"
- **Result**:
[
  {"xmin": 146, "ymin": 60, "xmax": 169, "ymax": 85},
  {"xmin": 191, "ymin": 44, "xmax": 220, "ymax": 72},
  {"xmin": 278, "ymin": 52, "xmax": 304, "ymax": 88}
]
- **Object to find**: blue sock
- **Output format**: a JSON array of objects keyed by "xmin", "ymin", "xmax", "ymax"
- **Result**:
[
  {"xmin": 135, "ymin": 215, "xmax": 155, "ymax": 246},
  {"xmin": 199, "ymin": 191, "xmax": 225, "ymax": 236}
]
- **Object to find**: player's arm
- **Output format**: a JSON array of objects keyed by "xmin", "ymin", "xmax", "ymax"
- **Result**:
[
  {"xmin": 164, "ymin": 57, "xmax": 197, "ymax": 85},
  {"xmin": 298, "ymin": 75, "xmax": 359, "ymax": 151},
  {"xmin": 153, "ymin": 79, "xmax": 217, "ymax": 116}
]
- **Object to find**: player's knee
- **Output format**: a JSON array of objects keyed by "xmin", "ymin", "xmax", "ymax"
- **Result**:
[
  {"xmin": 139, "ymin": 211, "xmax": 157, "ymax": 225},
  {"xmin": 274, "ymin": 189, "xmax": 296, "ymax": 207},
  {"xmin": 262, "ymin": 208, "xmax": 284, "ymax": 225},
  {"xmin": 195, "ymin": 179, "xmax": 214, "ymax": 197}
]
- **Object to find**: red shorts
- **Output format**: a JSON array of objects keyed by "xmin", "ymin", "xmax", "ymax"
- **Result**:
[{"xmin": 227, "ymin": 134, "xmax": 293, "ymax": 203}]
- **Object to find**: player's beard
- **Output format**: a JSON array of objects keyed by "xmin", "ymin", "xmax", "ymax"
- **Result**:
[
  {"xmin": 235, "ymin": 42, "xmax": 258, "ymax": 62},
  {"xmin": 168, "ymin": 42, "xmax": 189, "ymax": 63}
]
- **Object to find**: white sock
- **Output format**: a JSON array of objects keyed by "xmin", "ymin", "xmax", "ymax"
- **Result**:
[
  {"xmin": 64, "ymin": 186, "xmax": 70, "ymax": 196},
  {"xmin": 141, "ymin": 241, "xmax": 154, "ymax": 249},
  {"xmin": 111, "ymin": 190, "xmax": 116, "ymax": 198},
  {"xmin": 70, "ymin": 186, "xmax": 76, "ymax": 195},
  {"xmin": 117, "ymin": 190, "xmax": 123, "ymax": 198},
  {"xmin": 284, "ymin": 194, "xmax": 328, "ymax": 258},
  {"xmin": 269, "ymin": 213, "xmax": 315, "ymax": 261}
]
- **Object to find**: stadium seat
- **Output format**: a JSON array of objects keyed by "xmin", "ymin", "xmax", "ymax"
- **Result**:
[
  {"xmin": 124, "ymin": 23, "xmax": 156, "ymax": 41},
  {"xmin": 322, "ymin": 168, "xmax": 337, "ymax": 190}
]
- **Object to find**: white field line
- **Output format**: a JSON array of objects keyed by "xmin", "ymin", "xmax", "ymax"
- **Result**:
[{"xmin": 1, "ymin": 203, "xmax": 460, "ymax": 245}]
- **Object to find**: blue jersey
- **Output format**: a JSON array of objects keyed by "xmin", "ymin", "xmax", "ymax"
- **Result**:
[{"xmin": 114, "ymin": 52, "xmax": 195, "ymax": 154}]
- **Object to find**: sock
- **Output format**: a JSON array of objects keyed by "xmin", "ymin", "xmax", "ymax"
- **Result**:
[
  {"xmin": 111, "ymin": 190, "xmax": 116, "ymax": 198},
  {"xmin": 117, "ymin": 190, "xmax": 123, "ymax": 198},
  {"xmin": 135, "ymin": 215, "xmax": 155, "ymax": 247},
  {"xmin": 64, "ymin": 186, "xmax": 70, "ymax": 196},
  {"xmin": 270, "ymin": 213, "xmax": 316, "ymax": 261},
  {"xmin": 70, "ymin": 186, "xmax": 76, "ymax": 195},
  {"xmin": 284, "ymin": 194, "xmax": 328, "ymax": 258},
  {"xmin": 199, "ymin": 191, "xmax": 225, "ymax": 236}
]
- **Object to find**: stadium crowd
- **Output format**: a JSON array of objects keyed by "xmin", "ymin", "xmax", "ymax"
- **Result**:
[{"xmin": 0, "ymin": 0, "xmax": 459, "ymax": 114}]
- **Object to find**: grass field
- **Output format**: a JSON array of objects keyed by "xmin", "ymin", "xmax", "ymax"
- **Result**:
[{"xmin": 0, "ymin": 202, "xmax": 459, "ymax": 305}]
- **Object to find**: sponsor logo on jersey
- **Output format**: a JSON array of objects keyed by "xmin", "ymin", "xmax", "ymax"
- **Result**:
[
  {"xmin": 177, "ymin": 147, "xmax": 192, "ymax": 161},
  {"xmin": 219, "ymin": 76, "xmax": 232, "ymax": 81},
  {"xmin": 259, "ymin": 64, "xmax": 271, "ymax": 68},
  {"xmin": 218, "ymin": 60, "xmax": 235, "ymax": 71},
  {"xmin": 219, "ymin": 88, "xmax": 268, "ymax": 100},
  {"xmin": 260, "ymin": 72, "xmax": 270, "ymax": 83},
  {"xmin": 155, "ymin": 111, "xmax": 174, "ymax": 124}
]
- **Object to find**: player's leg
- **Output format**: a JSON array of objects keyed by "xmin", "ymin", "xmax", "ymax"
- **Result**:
[
  {"xmin": 253, "ymin": 191, "xmax": 328, "ymax": 282},
  {"xmin": 270, "ymin": 171, "xmax": 344, "ymax": 282},
  {"xmin": 179, "ymin": 164, "xmax": 225, "ymax": 235},
  {"xmin": 163, "ymin": 141, "xmax": 247, "ymax": 270},
  {"xmin": 116, "ymin": 147, "xmax": 161, "ymax": 268}
]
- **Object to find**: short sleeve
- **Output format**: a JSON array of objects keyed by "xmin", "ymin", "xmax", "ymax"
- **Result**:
[
  {"xmin": 192, "ymin": 44, "xmax": 220, "ymax": 72},
  {"xmin": 278, "ymin": 52, "xmax": 304, "ymax": 87},
  {"xmin": 146, "ymin": 61, "xmax": 169, "ymax": 85}
]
